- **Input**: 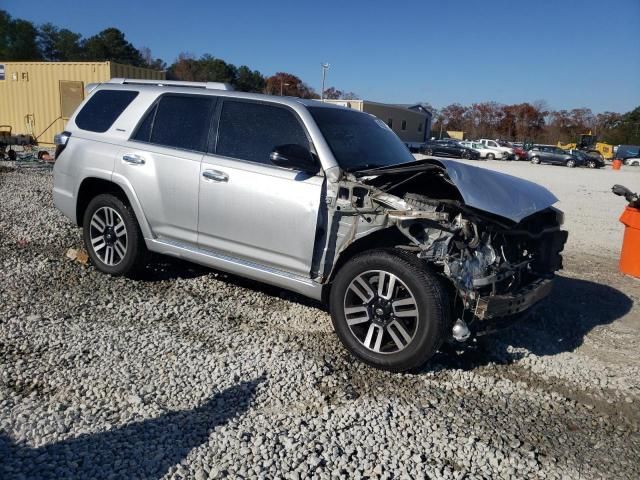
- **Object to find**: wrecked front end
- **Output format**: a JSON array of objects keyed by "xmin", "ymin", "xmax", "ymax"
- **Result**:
[{"xmin": 318, "ymin": 159, "xmax": 568, "ymax": 342}]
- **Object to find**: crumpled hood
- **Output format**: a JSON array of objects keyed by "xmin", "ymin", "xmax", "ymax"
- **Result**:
[
  {"xmin": 361, "ymin": 158, "xmax": 559, "ymax": 223},
  {"xmin": 436, "ymin": 159, "xmax": 558, "ymax": 222}
]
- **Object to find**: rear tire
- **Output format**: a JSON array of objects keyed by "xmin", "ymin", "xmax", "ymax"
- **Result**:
[
  {"xmin": 82, "ymin": 194, "xmax": 148, "ymax": 276},
  {"xmin": 424, "ymin": 148, "xmax": 433, "ymax": 156},
  {"xmin": 487, "ymin": 153, "xmax": 495, "ymax": 160},
  {"xmin": 329, "ymin": 249, "xmax": 448, "ymax": 372},
  {"xmin": 566, "ymin": 159, "xmax": 576, "ymax": 168}
]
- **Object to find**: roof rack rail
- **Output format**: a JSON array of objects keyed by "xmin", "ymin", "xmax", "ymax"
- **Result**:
[{"xmin": 107, "ymin": 78, "xmax": 234, "ymax": 91}]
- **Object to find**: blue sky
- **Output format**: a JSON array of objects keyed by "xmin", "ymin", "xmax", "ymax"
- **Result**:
[{"xmin": 4, "ymin": 0, "xmax": 639, "ymax": 112}]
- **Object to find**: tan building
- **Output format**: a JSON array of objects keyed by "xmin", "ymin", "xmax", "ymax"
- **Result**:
[
  {"xmin": 0, "ymin": 61, "xmax": 165, "ymax": 145},
  {"xmin": 321, "ymin": 99, "xmax": 432, "ymax": 148}
]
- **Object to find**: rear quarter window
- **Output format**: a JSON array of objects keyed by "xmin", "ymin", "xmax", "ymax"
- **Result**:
[{"xmin": 75, "ymin": 90, "xmax": 138, "ymax": 133}]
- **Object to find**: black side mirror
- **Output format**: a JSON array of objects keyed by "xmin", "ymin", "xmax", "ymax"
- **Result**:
[{"xmin": 270, "ymin": 144, "xmax": 318, "ymax": 173}]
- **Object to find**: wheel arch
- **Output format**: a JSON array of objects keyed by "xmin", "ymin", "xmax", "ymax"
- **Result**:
[
  {"xmin": 321, "ymin": 227, "xmax": 410, "ymax": 304},
  {"xmin": 76, "ymin": 176, "xmax": 153, "ymax": 239}
]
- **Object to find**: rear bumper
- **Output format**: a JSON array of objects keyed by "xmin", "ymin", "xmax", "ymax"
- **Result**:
[
  {"xmin": 473, "ymin": 278, "xmax": 554, "ymax": 320},
  {"xmin": 53, "ymin": 167, "xmax": 77, "ymax": 224}
]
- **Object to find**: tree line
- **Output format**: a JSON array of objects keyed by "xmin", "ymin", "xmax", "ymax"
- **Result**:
[
  {"xmin": 0, "ymin": 9, "xmax": 357, "ymax": 99},
  {"xmin": 426, "ymin": 101, "xmax": 640, "ymax": 145},
  {"xmin": 1, "ymin": 9, "xmax": 637, "ymax": 144}
]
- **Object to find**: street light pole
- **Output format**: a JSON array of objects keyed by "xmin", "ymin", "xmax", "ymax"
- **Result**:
[
  {"xmin": 280, "ymin": 80, "xmax": 290, "ymax": 96},
  {"xmin": 320, "ymin": 63, "xmax": 330, "ymax": 101}
]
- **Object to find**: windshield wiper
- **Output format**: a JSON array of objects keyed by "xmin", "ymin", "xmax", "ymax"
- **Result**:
[
  {"xmin": 351, "ymin": 159, "xmax": 434, "ymax": 176},
  {"xmin": 345, "ymin": 163, "xmax": 385, "ymax": 173}
]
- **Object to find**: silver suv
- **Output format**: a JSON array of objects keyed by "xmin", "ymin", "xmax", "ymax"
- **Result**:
[{"xmin": 54, "ymin": 79, "xmax": 568, "ymax": 372}]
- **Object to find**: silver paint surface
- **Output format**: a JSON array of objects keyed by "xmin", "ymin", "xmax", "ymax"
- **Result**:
[{"xmin": 434, "ymin": 159, "xmax": 558, "ymax": 222}]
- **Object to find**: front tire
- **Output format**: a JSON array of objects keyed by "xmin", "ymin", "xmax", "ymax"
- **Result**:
[
  {"xmin": 487, "ymin": 153, "xmax": 495, "ymax": 160},
  {"xmin": 530, "ymin": 156, "xmax": 540, "ymax": 164},
  {"xmin": 82, "ymin": 194, "xmax": 148, "ymax": 276},
  {"xmin": 566, "ymin": 159, "xmax": 576, "ymax": 168},
  {"xmin": 329, "ymin": 250, "xmax": 448, "ymax": 372}
]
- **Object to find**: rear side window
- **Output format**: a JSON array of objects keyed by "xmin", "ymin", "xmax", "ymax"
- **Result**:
[
  {"xmin": 216, "ymin": 100, "xmax": 309, "ymax": 164},
  {"xmin": 133, "ymin": 94, "xmax": 216, "ymax": 152},
  {"xmin": 75, "ymin": 90, "xmax": 138, "ymax": 132}
]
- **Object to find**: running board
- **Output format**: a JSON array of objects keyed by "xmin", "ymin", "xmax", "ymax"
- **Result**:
[{"xmin": 146, "ymin": 238, "xmax": 324, "ymax": 300}]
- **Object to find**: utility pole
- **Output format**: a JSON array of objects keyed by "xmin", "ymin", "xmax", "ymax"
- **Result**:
[
  {"xmin": 280, "ymin": 80, "xmax": 290, "ymax": 96},
  {"xmin": 320, "ymin": 63, "xmax": 330, "ymax": 101}
]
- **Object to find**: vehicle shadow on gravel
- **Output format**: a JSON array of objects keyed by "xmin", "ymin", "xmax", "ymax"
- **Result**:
[
  {"xmin": 0, "ymin": 378, "xmax": 263, "ymax": 480},
  {"xmin": 134, "ymin": 255, "xmax": 211, "ymax": 281},
  {"xmin": 136, "ymin": 255, "xmax": 326, "ymax": 309},
  {"xmin": 434, "ymin": 275, "xmax": 633, "ymax": 370}
]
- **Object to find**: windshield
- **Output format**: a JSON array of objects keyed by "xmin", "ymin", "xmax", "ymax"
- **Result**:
[{"xmin": 308, "ymin": 106, "xmax": 415, "ymax": 171}]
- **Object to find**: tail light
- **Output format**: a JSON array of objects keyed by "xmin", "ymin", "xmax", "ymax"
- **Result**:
[{"xmin": 54, "ymin": 131, "xmax": 71, "ymax": 158}]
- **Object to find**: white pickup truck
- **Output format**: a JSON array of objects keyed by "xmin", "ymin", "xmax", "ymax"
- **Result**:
[{"xmin": 478, "ymin": 139, "xmax": 513, "ymax": 160}]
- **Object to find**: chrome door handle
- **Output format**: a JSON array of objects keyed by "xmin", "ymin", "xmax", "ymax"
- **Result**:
[
  {"xmin": 202, "ymin": 169, "xmax": 228, "ymax": 182},
  {"xmin": 122, "ymin": 154, "xmax": 145, "ymax": 165}
]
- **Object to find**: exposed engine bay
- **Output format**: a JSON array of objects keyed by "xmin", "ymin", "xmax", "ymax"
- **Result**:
[{"xmin": 315, "ymin": 158, "xmax": 568, "ymax": 337}]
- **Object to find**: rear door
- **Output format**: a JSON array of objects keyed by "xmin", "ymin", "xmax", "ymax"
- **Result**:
[
  {"xmin": 538, "ymin": 146, "xmax": 553, "ymax": 163},
  {"xmin": 549, "ymin": 147, "xmax": 565, "ymax": 164},
  {"xmin": 197, "ymin": 99, "xmax": 323, "ymax": 277},
  {"xmin": 115, "ymin": 93, "xmax": 216, "ymax": 245}
]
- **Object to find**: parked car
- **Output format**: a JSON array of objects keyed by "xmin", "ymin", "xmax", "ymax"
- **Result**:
[
  {"xmin": 615, "ymin": 145, "xmax": 640, "ymax": 161},
  {"xmin": 477, "ymin": 139, "xmax": 513, "ymax": 159},
  {"xmin": 625, "ymin": 157, "xmax": 640, "ymax": 166},
  {"xmin": 495, "ymin": 140, "xmax": 527, "ymax": 160},
  {"xmin": 458, "ymin": 141, "xmax": 494, "ymax": 159},
  {"xmin": 508, "ymin": 144, "xmax": 528, "ymax": 160},
  {"xmin": 568, "ymin": 149, "xmax": 604, "ymax": 168},
  {"xmin": 528, "ymin": 146, "xmax": 585, "ymax": 168},
  {"xmin": 421, "ymin": 140, "xmax": 481, "ymax": 160},
  {"xmin": 53, "ymin": 79, "xmax": 568, "ymax": 372}
]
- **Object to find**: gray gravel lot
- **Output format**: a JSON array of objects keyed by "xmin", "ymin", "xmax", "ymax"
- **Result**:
[{"xmin": 1, "ymin": 161, "xmax": 639, "ymax": 479}]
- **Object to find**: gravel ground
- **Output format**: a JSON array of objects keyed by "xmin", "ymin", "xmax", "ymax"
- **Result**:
[{"xmin": 1, "ymin": 161, "xmax": 639, "ymax": 479}]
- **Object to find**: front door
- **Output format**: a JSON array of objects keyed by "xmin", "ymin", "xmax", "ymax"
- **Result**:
[{"xmin": 197, "ymin": 99, "xmax": 323, "ymax": 278}]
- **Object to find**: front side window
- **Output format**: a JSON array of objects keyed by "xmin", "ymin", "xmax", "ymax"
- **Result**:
[
  {"xmin": 308, "ymin": 106, "xmax": 415, "ymax": 172},
  {"xmin": 133, "ymin": 94, "xmax": 216, "ymax": 152},
  {"xmin": 216, "ymin": 100, "xmax": 310, "ymax": 165},
  {"xmin": 76, "ymin": 90, "xmax": 138, "ymax": 132}
]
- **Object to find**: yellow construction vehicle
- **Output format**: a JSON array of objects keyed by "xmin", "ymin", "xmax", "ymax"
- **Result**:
[{"xmin": 558, "ymin": 133, "xmax": 614, "ymax": 160}]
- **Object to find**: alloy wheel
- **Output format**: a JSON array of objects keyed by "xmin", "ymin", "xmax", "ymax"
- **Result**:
[
  {"xmin": 89, "ymin": 206, "xmax": 128, "ymax": 266},
  {"xmin": 343, "ymin": 270, "xmax": 419, "ymax": 354}
]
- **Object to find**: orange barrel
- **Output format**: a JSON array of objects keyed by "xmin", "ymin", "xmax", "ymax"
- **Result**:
[
  {"xmin": 612, "ymin": 159, "xmax": 623, "ymax": 170},
  {"xmin": 619, "ymin": 206, "xmax": 640, "ymax": 277}
]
